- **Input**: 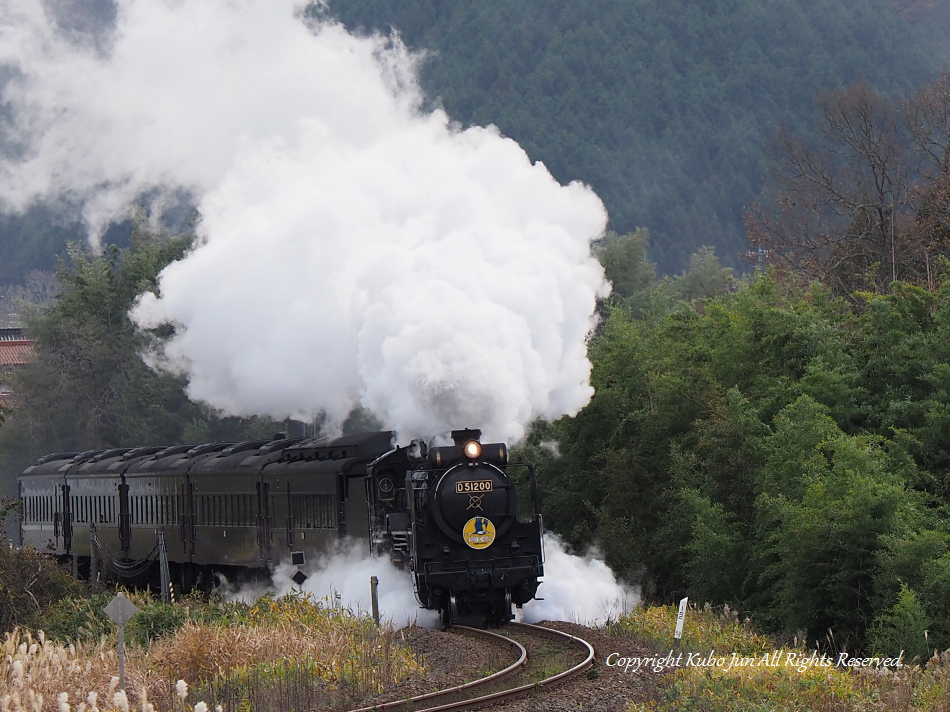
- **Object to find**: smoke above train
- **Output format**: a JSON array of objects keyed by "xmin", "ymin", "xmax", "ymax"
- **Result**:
[{"xmin": 0, "ymin": 0, "xmax": 610, "ymax": 442}]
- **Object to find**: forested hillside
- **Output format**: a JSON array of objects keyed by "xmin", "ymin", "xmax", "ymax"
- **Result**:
[
  {"xmin": 1, "ymin": 1, "xmax": 946, "ymax": 282},
  {"xmin": 330, "ymin": 0, "xmax": 949, "ymax": 271}
]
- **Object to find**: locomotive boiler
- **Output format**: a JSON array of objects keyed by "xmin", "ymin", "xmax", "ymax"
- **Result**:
[{"xmin": 17, "ymin": 428, "xmax": 544, "ymax": 626}]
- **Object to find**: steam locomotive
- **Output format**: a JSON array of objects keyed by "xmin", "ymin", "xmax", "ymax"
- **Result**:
[{"xmin": 17, "ymin": 429, "xmax": 544, "ymax": 626}]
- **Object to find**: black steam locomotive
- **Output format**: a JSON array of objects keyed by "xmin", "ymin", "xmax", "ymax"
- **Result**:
[{"xmin": 17, "ymin": 429, "xmax": 544, "ymax": 626}]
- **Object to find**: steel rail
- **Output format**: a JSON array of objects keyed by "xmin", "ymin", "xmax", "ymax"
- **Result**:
[
  {"xmin": 347, "ymin": 622, "xmax": 595, "ymax": 712},
  {"xmin": 346, "ymin": 625, "xmax": 527, "ymax": 712},
  {"xmin": 433, "ymin": 622, "xmax": 595, "ymax": 712}
]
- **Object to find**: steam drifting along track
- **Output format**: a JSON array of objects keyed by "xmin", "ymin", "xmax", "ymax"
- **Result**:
[{"xmin": 348, "ymin": 622, "xmax": 595, "ymax": 712}]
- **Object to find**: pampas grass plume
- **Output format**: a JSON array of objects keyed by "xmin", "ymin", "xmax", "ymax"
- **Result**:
[{"xmin": 113, "ymin": 690, "xmax": 129, "ymax": 712}]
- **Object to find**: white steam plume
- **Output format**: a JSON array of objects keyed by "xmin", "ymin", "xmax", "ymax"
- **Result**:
[
  {"xmin": 0, "ymin": 0, "xmax": 610, "ymax": 442},
  {"xmin": 228, "ymin": 535, "xmax": 636, "ymax": 629},
  {"xmin": 520, "ymin": 533, "xmax": 639, "ymax": 625},
  {"xmin": 226, "ymin": 540, "xmax": 440, "ymax": 629}
]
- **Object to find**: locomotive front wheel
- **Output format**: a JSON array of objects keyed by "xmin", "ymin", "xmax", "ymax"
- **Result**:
[
  {"xmin": 492, "ymin": 589, "xmax": 513, "ymax": 624},
  {"xmin": 440, "ymin": 593, "xmax": 458, "ymax": 629}
]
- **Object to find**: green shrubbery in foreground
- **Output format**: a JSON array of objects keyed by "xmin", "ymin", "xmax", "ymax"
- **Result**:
[
  {"xmin": 0, "ymin": 538, "xmax": 85, "ymax": 635},
  {"xmin": 613, "ymin": 603, "xmax": 950, "ymax": 712}
]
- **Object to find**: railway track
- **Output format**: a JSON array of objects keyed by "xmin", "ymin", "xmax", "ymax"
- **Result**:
[{"xmin": 348, "ymin": 622, "xmax": 595, "ymax": 712}]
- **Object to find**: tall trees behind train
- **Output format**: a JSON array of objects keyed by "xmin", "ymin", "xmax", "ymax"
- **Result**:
[{"xmin": 527, "ymin": 271, "xmax": 950, "ymax": 653}]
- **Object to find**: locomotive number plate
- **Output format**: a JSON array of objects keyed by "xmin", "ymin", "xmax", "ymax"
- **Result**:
[{"xmin": 456, "ymin": 480, "xmax": 493, "ymax": 494}]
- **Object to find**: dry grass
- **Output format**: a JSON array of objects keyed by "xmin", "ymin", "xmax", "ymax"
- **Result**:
[
  {"xmin": 615, "ymin": 604, "xmax": 950, "ymax": 712},
  {"xmin": 0, "ymin": 629, "xmax": 129, "ymax": 712},
  {"xmin": 606, "ymin": 601, "xmax": 774, "ymax": 656},
  {"xmin": 630, "ymin": 651, "xmax": 950, "ymax": 712},
  {"xmin": 1, "ymin": 594, "xmax": 424, "ymax": 712}
]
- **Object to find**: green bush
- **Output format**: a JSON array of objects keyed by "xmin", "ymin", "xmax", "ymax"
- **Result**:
[
  {"xmin": 31, "ymin": 591, "xmax": 194, "ymax": 646},
  {"xmin": 868, "ymin": 583, "xmax": 931, "ymax": 663},
  {"xmin": 27, "ymin": 591, "xmax": 114, "ymax": 643},
  {"xmin": 0, "ymin": 544, "xmax": 84, "ymax": 635},
  {"xmin": 125, "ymin": 600, "xmax": 189, "ymax": 647}
]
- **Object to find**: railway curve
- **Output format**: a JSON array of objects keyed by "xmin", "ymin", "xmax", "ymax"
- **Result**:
[{"xmin": 347, "ymin": 622, "xmax": 594, "ymax": 712}]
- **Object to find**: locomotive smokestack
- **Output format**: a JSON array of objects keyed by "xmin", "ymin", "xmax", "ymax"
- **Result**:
[{"xmin": 450, "ymin": 429, "xmax": 482, "ymax": 446}]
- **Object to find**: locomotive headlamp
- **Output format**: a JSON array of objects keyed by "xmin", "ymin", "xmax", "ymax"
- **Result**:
[{"xmin": 463, "ymin": 440, "xmax": 482, "ymax": 459}]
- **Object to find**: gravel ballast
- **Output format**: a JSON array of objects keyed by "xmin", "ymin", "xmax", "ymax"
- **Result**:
[{"xmin": 352, "ymin": 621, "xmax": 666, "ymax": 712}]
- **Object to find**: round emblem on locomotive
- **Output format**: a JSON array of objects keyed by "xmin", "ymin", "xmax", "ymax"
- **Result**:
[{"xmin": 462, "ymin": 516, "xmax": 496, "ymax": 549}]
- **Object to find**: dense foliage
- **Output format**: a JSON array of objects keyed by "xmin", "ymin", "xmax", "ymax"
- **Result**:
[
  {"xmin": 525, "ymin": 261, "xmax": 950, "ymax": 651},
  {"xmin": 529, "ymin": 70, "xmax": 950, "ymax": 651},
  {"xmin": 330, "ymin": 0, "xmax": 949, "ymax": 272}
]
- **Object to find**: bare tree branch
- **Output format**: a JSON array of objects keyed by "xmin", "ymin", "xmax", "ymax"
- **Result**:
[{"xmin": 746, "ymin": 78, "xmax": 950, "ymax": 294}]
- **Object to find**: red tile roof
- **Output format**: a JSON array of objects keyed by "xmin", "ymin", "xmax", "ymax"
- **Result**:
[{"xmin": 0, "ymin": 340, "xmax": 33, "ymax": 366}]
